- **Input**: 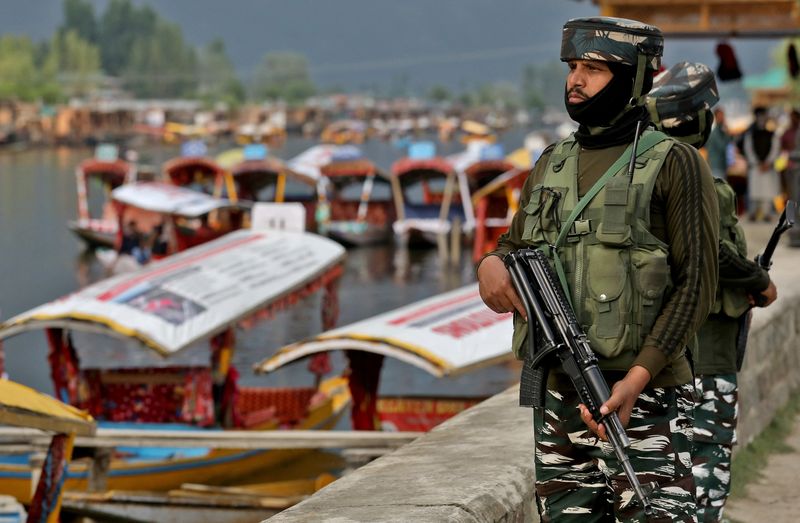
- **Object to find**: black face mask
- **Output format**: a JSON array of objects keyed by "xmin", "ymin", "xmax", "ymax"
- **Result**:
[
  {"xmin": 564, "ymin": 64, "xmax": 634, "ymax": 127},
  {"xmin": 565, "ymin": 63, "xmax": 652, "ymax": 149}
]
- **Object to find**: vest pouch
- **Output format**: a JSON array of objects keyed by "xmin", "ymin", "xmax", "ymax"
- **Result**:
[
  {"xmin": 521, "ymin": 186, "xmax": 563, "ymax": 245},
  {"xmin": 595, "ymin": 222, "xmax": 632, "ymax": 246},
  {"xmin": 631, "ymin": 246, "xmax": 672, "ymax": 342},
  {"xmin": 585, "ymin": 244, "xmax": 634, "ymax": 358}
]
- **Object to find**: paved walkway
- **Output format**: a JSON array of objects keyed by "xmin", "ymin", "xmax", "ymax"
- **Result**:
[
  {"xmin": 717, "ymin": 220, "xmax": 800, "ymax": 523},
  {"xmin": 725, "ymin": 414, "xmax": 800, "ymax": 523}
]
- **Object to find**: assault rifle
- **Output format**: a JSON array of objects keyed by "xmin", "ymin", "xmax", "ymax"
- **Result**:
[
  {"xmin": 505, "ymin": 248, "xmax": 655, "ymax": 517},
  {"xmin": 736, "ymin": 200, "xmax": 795, "ymax": 369},
  {"xmin": 755, "ymin": 200, "xmax": 795, "ymax": 271}
]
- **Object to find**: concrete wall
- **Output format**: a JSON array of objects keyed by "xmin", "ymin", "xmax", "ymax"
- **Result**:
[
  {"xmin": 268, "ymin": 230, "xmax": 800, "ymax": 522},
  {"xmin": 266, "ymin": 387, "xmax": 538, "ymax": 523}
]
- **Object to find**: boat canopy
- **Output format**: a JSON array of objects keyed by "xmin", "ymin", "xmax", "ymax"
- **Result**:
[
  {"xmin": 0, "ymin": 230, "xmax": 346, "ymax": 357},
  {"xmin": 287, "ymin": 145, "xmax": 364, "ymax": 182},
  {"xmin": 391, "ymin": 157, "xmax": 453, "ymax": 181},
  {"xmin": 111, "ymin": 181, "xmax": 239, "ymax": 217},
  {"xmin": 256, "ymin": 284, "xmax": 512, "ymax": 377},
  {"xmin": 0, "ymin": 379, "xmax": 95, "ymax": 436},
  {"xmin": 163, "ymin": 156, "xmax": 226, "ymax": 185},
  {"xmin": 77, "ymin": 159, "xmax": 133, "ymax": 186}
]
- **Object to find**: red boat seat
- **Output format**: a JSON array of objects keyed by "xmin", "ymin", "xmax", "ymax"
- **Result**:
[{"xmin": 236, "ymin": 387, "xmax": 316, "ymax": 427}]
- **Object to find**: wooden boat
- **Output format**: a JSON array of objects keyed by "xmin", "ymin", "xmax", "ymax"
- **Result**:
[
  {"xmin": 319, "ymin": 155, "xmax": 395, "ymax": 246},
  {"xmin": 106, "ymin": 181, "xmax": 246, "ymax": 267},
  {"xmin": 227, "ymin": 145, "xmax": 320, "ymax": 230},
  {"xmin": 287, "ymin": 145, "xmax": 395, "ymax": 245},
  {"xmin": 0, "ymin": 378, "xmax": 96, "ymax": 522},
  {"xmin": 68, "ymin": 146, "xmax": 136, "ymax": 249},
  {"xmin": 0, "ymin": 230, "xmax": 349, "ymax": 504},
  {"xmin": 320, "ymin": 120, "xmax": 367, "ymax": 145},
  {"xmin": 163, "ymin": 141, "xmax": 227, "ymax": 196},
  {"xmin": 390, "ymin": 142, "xmax": 468, "ymax": 247},
  {"xmin": 466, "ymin": 145, "xmax": 532, "ymax": 263},
  {"xmin": 257, "ymin": 283, "xmax": 515, "ymax": 432}
]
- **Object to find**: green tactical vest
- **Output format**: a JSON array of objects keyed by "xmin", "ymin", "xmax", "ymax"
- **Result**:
[
  {"xmin": 711, "ymin": 177, "xmax": 751, "ymax": 318},
  {"xmin": 515, "ymin": 130, "xmax": 675, "ymax": 364}
]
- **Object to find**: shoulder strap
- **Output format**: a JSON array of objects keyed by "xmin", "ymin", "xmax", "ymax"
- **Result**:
[
  {"xmin": 545, "ymin": 130, "xmax": 669, "ymax": 304},
  {"xmin": 554, "ymin": 130, "xmax": 668, "ymax": 250}
]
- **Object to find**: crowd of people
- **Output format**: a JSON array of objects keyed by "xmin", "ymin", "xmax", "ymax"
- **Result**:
[
  {"xmin": 478, "ymin": 15, "xmax": 786, "ymax": 523},
  {"xmin": 705, "ymin": 104, "xmax": 800, "ymax": 222}
]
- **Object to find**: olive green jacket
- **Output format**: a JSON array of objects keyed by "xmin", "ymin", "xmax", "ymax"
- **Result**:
[{"xmin": 485, "ymin": 139, "xmax": 719, "ymax": 387}]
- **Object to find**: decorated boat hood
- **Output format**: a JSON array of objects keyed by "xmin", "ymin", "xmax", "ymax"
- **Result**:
[
  {"xmin": 257, "ymin": 284, "xmax": 513, "ymax": 377},
  {"xmin": 111, "ymin": 181, "xmax": 237, "ymax": 217},
  {"xmin": 287, "ymin": 144, "xmax": 363, "ymax": 181},
  {"xmin": 0, "ymin": 230, "xmax": 346, "ymax": 356},
  {"xmin": 0, "ymin": 379, "xmax": 95, "ymax": 436}
]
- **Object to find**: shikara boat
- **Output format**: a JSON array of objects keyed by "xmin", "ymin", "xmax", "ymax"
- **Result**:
[
  {"xmin": 467, "ymin": 145, "xmax": 532, "ymax": 263},
  {"xmin": 163, "ymin": 141, "xmax": 227, "ymax": 196},
  {"xmin": 68, "ymin": 146, "xmax": 136, "ymax": 249},
  {"xmin": 390, "ymin": 142, "xmax": 468, "ymax": 246},
  {"xmin": 287, "ymin": 145, "xmax": 395, "ymax": 245},
  {"xmin": 0, "ymin": 230, "xmax": 349, "ymax": 504},
  {"xmin": 107, "ymin": 181, "xmax": 246, "ymax": 267},
  {"xmin": 227, "ymin": 145, "xmax": 320, "ymax": 230},
  {"xmin": 320, "ymin": 120, "xmax": 367, "ymax": 145},
  {"xmin": 0, "ymin": 379, "xmax": 96, "ymax": 522},
  {"xmin": 257, "ymin": 283, "xmax": 515, "ymax": 432}
]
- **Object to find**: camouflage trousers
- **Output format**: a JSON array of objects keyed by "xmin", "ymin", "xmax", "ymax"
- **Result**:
[
  {"xmin": 533, "ymin": 384, "xmax": 697, "ymax": 523},
  {"xmin": 692, "ymin": 374, "xmax": 738, "ymax": 523}
]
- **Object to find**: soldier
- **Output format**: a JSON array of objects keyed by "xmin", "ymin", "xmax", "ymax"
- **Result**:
[
  {"xmin": 477, "ymin": 17, "xmax": 720, "ymax": 522},
  {"xmin": 647, "ymin": 62, "xmax": 778, "ymax": 522}
]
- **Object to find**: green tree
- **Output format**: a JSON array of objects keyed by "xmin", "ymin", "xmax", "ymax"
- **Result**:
[
  {"xmin": 252, "ymin": 52, "xmax": 315, "ymax": 104},
  {"xmin": 49, "ymin": 30, "xmax": 102, "ymax": 97},
  {"xmin": 0, "ymin": 36, "xmax": 60, "ymax": 102},
  {"xmin": 61, "ymin": 0, "xmax": 97, "ymax": 44},
  {"xmin": 99, "ymin": 0, "xmax": 157, "ymax": 75},
  {"xmin": 123, "ymin": 20, "xmax": 197, "ymax": 98},
  {"xmin": 428, "ymin": 84, "xmax": 452, "ymax": 103},
  {"xmin": 198, "ymin": 39, "xmax": 245, "ymax": 107}
]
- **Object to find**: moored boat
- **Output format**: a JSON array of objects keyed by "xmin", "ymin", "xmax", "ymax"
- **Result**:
[
  {"xmin": 228, "ymin": 144, "xmax": 320, "ymax": 230},
  {"xmin": 390, "ymin": 142, "xmax": 468, "ymax": 247},
  {"xmin": 106, "ymin": 181, "xmax": 246, "ymax": 268},
  {"xmin": 0, "ymin": 230, "xmax": 349, "ymax": 504},
  {"xmin": 257, "ymin": 283, "xmax": 516, "ymax": 432},
  {"xmin": 68, "ymin": 145, "xmax": 136, "ymax": 249},
  {"xmin": 163, "ymin": 141, "xmax": 227, "ymax": 196}
]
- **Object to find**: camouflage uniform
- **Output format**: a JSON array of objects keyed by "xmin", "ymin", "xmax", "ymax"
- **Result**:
[
  {"xmin": 535, "ymin": 386, "xmax": 697, "ymax": 523},
  {"xmin": 485, "ymin": 17, "xmax": 721, "ymax": 522},
  {"xmin": 647, "ymin": 62, "xmax": 770, "ymax": 522}
]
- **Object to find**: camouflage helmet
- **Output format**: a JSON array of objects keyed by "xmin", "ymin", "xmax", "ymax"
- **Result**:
[
  {"xmin": 647, "ymin": 61, "xmax": 719, "ymax": 147},
  {"xmin": 561, "ymin": 17, "xmax": 664, "ymax": 71}
]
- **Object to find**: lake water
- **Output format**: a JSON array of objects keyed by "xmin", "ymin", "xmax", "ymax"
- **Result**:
[{"xmin": 0, "ymin": 133, "xmax": 527, "ymax": 403}]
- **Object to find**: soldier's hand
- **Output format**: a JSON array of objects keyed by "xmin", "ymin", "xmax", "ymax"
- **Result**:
[
  {"xmin": 477, "ymin": 255, "xmax": 526, "ymax": 319},
  {"xmin": 750, "ymin": 279, "xmax": 777, "ymax": 307},
  {"xmin": 578, "ymin": 366, "xmax": 650, "ymax": 441}
]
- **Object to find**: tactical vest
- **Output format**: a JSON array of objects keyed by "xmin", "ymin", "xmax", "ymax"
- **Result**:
[
  {"xmin": 711, "ymin": 177, "xmax": 751, "ymax": 318},
  {"xmin": 519, "ymin": 130, "xmax": 674, "ymax": 360}
]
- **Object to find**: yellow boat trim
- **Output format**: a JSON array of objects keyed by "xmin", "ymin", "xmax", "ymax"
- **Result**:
[
  {"xmin": 0, "ymin": 380, "xmax": 94, "ymax": 436},
  {"xmin": 308, "ymin": 333, "xmax": 452, "ymax": 373},
  {"xmin": 8, "ymin": 311, "xmax": 171, "ymax": 356}
]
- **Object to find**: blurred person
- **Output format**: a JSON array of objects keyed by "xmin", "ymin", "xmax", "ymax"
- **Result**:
[
  {"xmin": 477, "ymin": 16, "xmax": 719, "ymax": 522},
  {"xmin": 743, "ymin": 107, "xmax": 781, "ymax": 221},
  {"xmin": 648, "ymin": 61, "xmax": 778, "ymax": 523},
  {"xmin": 706, "ymin": 107, "xmax": 733, "ymax": 180}
]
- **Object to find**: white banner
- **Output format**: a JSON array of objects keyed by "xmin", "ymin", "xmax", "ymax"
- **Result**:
[{"xmin": 2, "ymin": 230, "xmax": 346, "ymax": 356}]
